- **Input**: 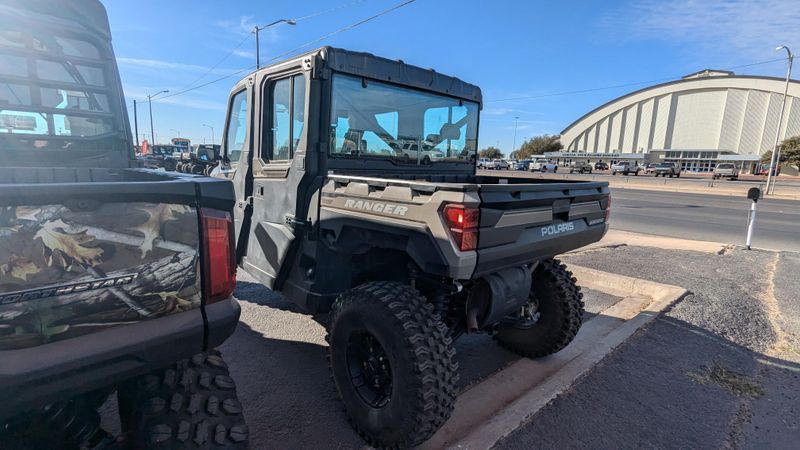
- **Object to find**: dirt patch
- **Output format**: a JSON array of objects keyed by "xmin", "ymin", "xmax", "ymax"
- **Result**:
[{"xmin": 687, "ymin": 362, "xmax": 764, "ymax": 398}]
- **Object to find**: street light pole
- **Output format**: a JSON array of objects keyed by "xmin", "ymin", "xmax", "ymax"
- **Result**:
[
  {"xmin": 147, "ymin": 90, "xmax": 169, "ymax": 144},
  {"xmin": 254, "ymin": 19, "xmax": 296, "ymax": 69},
  {"xmin": 133, "ymin": 99, "xmax": 140, "ymax": 149},
  {"xmin": 512, "ymin": 116, "xmax": 519, "ymax": 156},
  {"xmin": 766, "ymin": 45, "xmax": 793, "ymax": 195},
  {"xmin": 202, "ymin": 124, "xmax": 215, "ymax": 145}
]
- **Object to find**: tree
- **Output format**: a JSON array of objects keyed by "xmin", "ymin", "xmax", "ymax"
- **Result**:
[
  {"xmin": 515, "ymin": 134, "xmax": 562, "ymax": 159},
  {"xmin": 762, "ymin": 135, "xmax": 800, "ymax": 166},
  {"xmin": 479, "ymin": 146, "xmax": 503, "ymax": 159}
]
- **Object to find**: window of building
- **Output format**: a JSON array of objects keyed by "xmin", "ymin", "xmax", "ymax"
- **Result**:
[{"xmin": 264, "ymin": 74, "xmax": 306, "ymax": 161}]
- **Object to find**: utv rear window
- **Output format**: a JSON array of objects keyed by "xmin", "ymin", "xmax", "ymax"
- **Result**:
[
  {"xmin": 0, "ymin": 25, "xmax": 118, "ymax": 138},
  {"xmin": 329, "ymin": 74, "xmax": 479, "ymax": 164}
]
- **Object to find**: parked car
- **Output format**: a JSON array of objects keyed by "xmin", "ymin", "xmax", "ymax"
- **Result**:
[
  {"xmin": 530, "ymin": 158, "xmax": 558, "ymax": 173},
  {"xmin": 594, "ymin": 161, "xmax": 609, "ymax": 170},
  {"xmin": 644, "ymin": 163, "xmax": 657, "ymax": 174},
  {"xmin": 611, "ymin": 161, "xmax": 641, "ymax": 176},
  {"xmin": 0, "ymin": 2, "xmax": 247, "ymax": 448},
  {"xmin": 653, "ymin": 162, "xmax": 682, "ymax": 177},
  {"xmin": 215, "ymin": 46, "xmax": 611, "ymax": 448},
  {"xmin": 569, "ymin": 161, "xmax": 593, "ymax": 174},
  {"xmin": 397, "ymin": 142, "xmax": 444, "ymax": 163},
  {"xmin": 514, "ymin": 159, "xmax": 531, "ymax": 170},
  {"xmin": 712, "ymin": 163, "xmax": 739, "ymax": 180},
  {"xmin": 494, "ymin": 158, "xmax": 509, "ymax": 170},
  {"xmin": 478, "ymin": 158, "xmax": 495, "ymax": 170}
]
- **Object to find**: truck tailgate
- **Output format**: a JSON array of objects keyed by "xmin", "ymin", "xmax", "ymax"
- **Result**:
[
  {"xmin": 0, "ymin": 168, "xmax": 232, "ymax": 351},
  {"xmin": 475, "ymin": 181, "xmax": 609, "ymax": 276}
]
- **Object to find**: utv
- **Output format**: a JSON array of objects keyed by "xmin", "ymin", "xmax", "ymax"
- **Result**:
[{"xmin": 214, "ymin": 47, "xmax": 610, "ymax": 448}]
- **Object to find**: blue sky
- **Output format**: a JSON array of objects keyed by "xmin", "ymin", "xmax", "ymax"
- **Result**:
[{"xmin": 105, "ymin": 0, "xmax": 800, "ymax": 154}]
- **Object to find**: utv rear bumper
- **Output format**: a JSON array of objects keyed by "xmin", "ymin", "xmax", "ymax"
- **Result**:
[{"xmin": 0, "ymin": 297, "xmax": 240, "ymax": 421}]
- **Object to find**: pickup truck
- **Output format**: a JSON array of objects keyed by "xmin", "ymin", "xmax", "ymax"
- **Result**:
[
  {"xmin": 611, "ymin": 161, "xmax": 640, "ymax": 176},
  {"xmin": 569, "ymin": 161, "xmax": 593, "ymax": 174},
  {"xmin": 213, "ymin": 46, "xmax": 610, "ymax": 448},
  {"xmin": 712, "ymin": 163, "xmax": 739, "ymax": 180},
  {"xmin": 0, "ymin": 2, "xmax": 245, "ymax": 448},
  {"xmin": 530, "ymin": 158, "xmax": 558, "ymax": 172},
  {"xmin": 653, "ymin": 162, "xmax": 682, "ymax": 177},
  {"xmin": 478, "ymin": 158, "xmax": 496, "ymax": 169}
]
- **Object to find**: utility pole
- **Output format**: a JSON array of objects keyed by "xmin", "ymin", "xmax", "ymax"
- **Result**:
[
  {"xmin": 203, "ymin": 124, "xmax": 215, "ymax": 144},
  {"xmin": 512, "ymin": 116, "xmax": 519, "ymax": 156},
  {"xmin": 147, "ymin": 90, "xmax": 169, "ymax": 144},
  {"xmin": 133, "ymin": 99, "xmax": 139, "ymax": 149},
  {"xmin": 254, "ymin": 19, "xmax": 296, "ymax": 69},
  {"xmin": 767, "ymin": 45, "xmax": 794, "ymax": 195}
]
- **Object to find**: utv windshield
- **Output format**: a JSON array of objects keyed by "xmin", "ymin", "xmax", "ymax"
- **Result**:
[
  {"xmin": 0, "ymin": 10, "xmax": 121, "ymax": 146},
  {"xmin": 329, "ymin": 74, "xmax": 479, "ymax": 164}
]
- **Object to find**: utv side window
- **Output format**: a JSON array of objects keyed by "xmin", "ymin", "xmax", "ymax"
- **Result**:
[
  {"xmin": 265, "ymin": 74, "xmax": 306, "ymax": 161},
  {"xmin": 225, "ymin": 89, "xmax": 248, "ymax": 162}
]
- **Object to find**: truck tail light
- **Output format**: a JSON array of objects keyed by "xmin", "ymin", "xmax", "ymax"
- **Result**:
[
  {"xmin": 443, "ymin": 204, "xmax": 479, "ymax": 251},
  {"xmin": 200, "ymin": 208, "xmax": 236, "ymax": 304},
  {"xmin": 605, "ymin": 195, "xmax": 612, "ymax": 223}
]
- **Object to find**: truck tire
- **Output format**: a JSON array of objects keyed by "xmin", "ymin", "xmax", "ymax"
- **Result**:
[
  {"xmin": 327, "ymin": 282, "xmax": 458, "ymax": 449},
  {"xmin": 495, "ymin": 259, "xmax": 584, "ymax": 358},
  {"xmin": 117, "ymin": 350, "xmax": 248, "ymax": 449}
]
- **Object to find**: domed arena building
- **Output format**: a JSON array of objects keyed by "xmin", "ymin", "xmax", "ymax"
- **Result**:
[{"xmin": 552, "ymin": 70, "xmax": 800, "ymax": 173}]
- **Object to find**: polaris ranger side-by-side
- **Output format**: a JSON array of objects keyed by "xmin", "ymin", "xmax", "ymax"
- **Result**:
[
  {"xmin": 215, "ymin": 47, "xmax": 610, "ymax": 448},
  {"xmin": 0, "ymin": 1, "xmax": 246, "ymax": 448}
]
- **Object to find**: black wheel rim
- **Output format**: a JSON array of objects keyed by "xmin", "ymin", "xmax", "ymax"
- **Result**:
[
  {"xmin": 346, "ymin": 331, "xmax": 393, "ymax": 408},
  {"xmin": 502, "ymin": 290, "xmax": 542, "ymax": 329}
]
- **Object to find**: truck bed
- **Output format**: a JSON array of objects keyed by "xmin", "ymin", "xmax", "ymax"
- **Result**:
[
  {"xmin": 0, "ymin": 167, "xmax": 233, "ymax": 350},
  {"xmin": 322, "ymin": 173, "xmax": 609, "ymax": 278}
]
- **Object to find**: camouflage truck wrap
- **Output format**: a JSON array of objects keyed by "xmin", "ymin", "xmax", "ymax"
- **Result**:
[{"xmin": 0, "ymin": 202, "xmax": 200, "ymax": 351}]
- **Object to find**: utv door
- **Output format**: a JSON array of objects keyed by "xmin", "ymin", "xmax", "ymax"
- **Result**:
[
  {"xmin": 217, "ymin": 79, "xmax": 252, "ymax": 248},
  {"xmin": 240, "ymin": 67, "xmax": 311, "ymax": 289}
]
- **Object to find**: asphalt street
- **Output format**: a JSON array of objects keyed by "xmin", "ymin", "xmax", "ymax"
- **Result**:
[{"xmin": 609, "ymin": 188, "xmax": 800, "ymax": 251}]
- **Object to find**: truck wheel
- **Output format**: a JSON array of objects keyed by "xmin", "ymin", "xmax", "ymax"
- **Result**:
[
  {"xmin": 495, "ymin": 259, "xmax": 584, "ymax": 358},
  {"xmin": 328, "ymin": 282, "xmax": 458, "ymax": 449},
  {"xmin": 118, "ymin": 350, "xmax": 248, "ymax": 449}
]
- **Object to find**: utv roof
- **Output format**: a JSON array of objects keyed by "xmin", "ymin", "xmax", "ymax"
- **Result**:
[{"xmin": 253, "ymin": 46, "xmax": 483, "ymax": 105}]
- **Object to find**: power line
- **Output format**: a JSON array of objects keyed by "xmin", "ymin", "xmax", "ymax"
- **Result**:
[
  {"xmin": 293, "ymin": 0, "xmax": 369, "ymax": 21},
  {"xmin": 178, "ymin": 33, "xmax": 253, "ymax": 92},
  {"xmin": 487, "ymin": 57, "xmax": 788, "ymax": 103},
  {"xmin": 175, "ymin": 0, "xmax": 371, "ymax": 94},
  {"xmin": 152, "ymin": 0, "xmax": 417, "ymax": 102},
  {"xmin": 264, "ymin": 0, "xmax": 417, "ymax": 64}
]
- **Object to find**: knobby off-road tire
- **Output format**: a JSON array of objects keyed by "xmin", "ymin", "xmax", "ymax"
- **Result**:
[
  {"xmin": 495, "ymin": 259, "xmax": 585, "ymax": 358},
  {"xmin": 117, "ymin": 350, "xmax": 248, "ymax": 449},
  {"xmin": 328, "ymin": 282, "xmax": 458, "ymax": 449}
]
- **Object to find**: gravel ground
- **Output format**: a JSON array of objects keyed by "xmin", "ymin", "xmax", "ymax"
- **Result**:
[
  {"xmin": 565, "ymin": 245, "xmax": 779, "ymax": 353},
  {"xmin": 498, "ymin": 245, "xmax": 800, "ymax": 449}
]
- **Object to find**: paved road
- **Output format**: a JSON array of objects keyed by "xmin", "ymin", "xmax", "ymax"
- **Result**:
[{"xmin": 610, "ymin": 188, "xmax": 800, "ymax": 251}]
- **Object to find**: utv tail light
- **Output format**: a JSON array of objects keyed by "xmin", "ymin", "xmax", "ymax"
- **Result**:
[
  {"xmin": 443, "ymin": 204, "xmax": 479, "ymax": 251},
  {"xmin": 605, "ymin": 195, "xmax": 612, "ymax": 223},
  {"xmin": 201, "ymin": 208, "xmax": 236, "ymax": 304}
]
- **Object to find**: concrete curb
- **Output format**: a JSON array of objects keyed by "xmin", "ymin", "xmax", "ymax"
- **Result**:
[
  {"xmin": 583, "ymin": 229, "xmax": 728, "ymax": 254},
  {"xmin": 420, "ymin": 265, "xmax": 687, "ymax": 450}
]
